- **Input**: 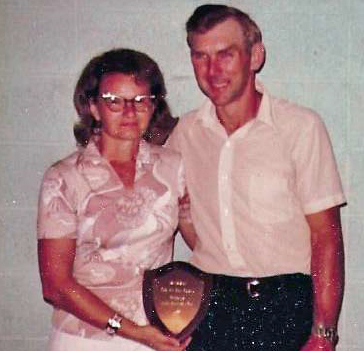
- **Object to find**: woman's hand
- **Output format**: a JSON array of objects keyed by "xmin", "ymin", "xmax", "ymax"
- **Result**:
[
  {"xmin": 131, "ymin": 324, "xmax": 191, "ymax": 351},
  {"xmin": 39, "ymin": 238, "xmax": 191, "ymax": 351}
]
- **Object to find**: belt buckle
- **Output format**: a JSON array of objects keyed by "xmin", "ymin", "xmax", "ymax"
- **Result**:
[{"xmin": 247, "ymin": 278, "xmax": 260, "ymax": 298}]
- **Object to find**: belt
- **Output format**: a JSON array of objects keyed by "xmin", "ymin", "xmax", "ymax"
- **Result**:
[{"xmin": 213, "ymin": 273, "xmax": 311, "ymax": 299}]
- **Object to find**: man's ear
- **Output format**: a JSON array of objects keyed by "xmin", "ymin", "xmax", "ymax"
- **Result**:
[
  {"xmin": 250, "ymin": 42, "xmax": 266, "ymax": 72},
  {"xmin": 89, "ymin": 101, "xmax": 101, "ymax": 121}
]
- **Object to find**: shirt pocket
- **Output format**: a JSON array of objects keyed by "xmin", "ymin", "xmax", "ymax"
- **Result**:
[{"xmin": 248, "ymin": 173, "xmax": 294, "ymax": 224}]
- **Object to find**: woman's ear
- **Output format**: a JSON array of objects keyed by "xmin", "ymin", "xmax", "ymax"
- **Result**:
[
  {"xmin": 250, "ymin": 42, "xmax": 266, "ymax": 72},
  {"xmin": 89, "ymin": 100, "xmax": 101, "ymax": 121}
]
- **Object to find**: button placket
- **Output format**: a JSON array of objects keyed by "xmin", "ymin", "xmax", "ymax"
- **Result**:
[{"xmin": 218, "ymin": 139, "xmax": 245, "ymax": 266}]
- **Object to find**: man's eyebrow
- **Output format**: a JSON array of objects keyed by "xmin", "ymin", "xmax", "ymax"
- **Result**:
[
  {"xmin": 190, "ymin": 48, "xmax": 203, "ymax": 54},
  {"xmin": 217, "ymin": 44, "xmax": 237, "ymax": 53},
  {"xmin": 191, "ymin": 44, "xmax": 237, "ymax": 55}
]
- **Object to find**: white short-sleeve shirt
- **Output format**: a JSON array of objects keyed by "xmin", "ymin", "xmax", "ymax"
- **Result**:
[{"xmin": 168, "ymin": 83, "xmax": 345, "ymax": 277}]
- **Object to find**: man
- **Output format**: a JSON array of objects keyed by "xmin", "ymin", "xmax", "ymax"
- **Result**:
[{"xmin": 169, "ymin": 4, "xmax": 345, "ymax": 351}]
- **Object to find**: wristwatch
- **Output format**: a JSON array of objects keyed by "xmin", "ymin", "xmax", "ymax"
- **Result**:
[
  {"xmin": 106, "ymin": 313, "xmax": 122, "ymax": 335},
  {"xmin": 313, "ymin": 325, "xmax": 338, "ymax": 344}
]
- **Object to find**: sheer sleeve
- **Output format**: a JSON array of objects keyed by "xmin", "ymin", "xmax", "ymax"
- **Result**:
[{"xmin": 37, "ymin": 165, "xmax": 77, "ymax": 239}]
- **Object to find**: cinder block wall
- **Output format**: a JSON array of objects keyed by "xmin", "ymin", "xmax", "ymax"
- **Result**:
[{"xmin": 0, "ymin": 1, "xmax": 363, "ymax": 350}]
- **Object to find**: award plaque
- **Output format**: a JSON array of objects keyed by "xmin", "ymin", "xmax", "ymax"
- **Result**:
[{"xmin": 143, "ymin": 261, "xmax": 213, "ymax": 341}]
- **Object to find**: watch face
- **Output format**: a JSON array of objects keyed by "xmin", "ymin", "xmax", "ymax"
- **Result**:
[
  {"xmin": 110, "ymin": 319, "xmax": 121, "ymax": 329},
  {"xmin": 316, "ymin": 326, "xmax": 338, "ymax": 343},
  {"xmin": 106, "ymin": 314, "xmax": 122, "ymax": 334}
]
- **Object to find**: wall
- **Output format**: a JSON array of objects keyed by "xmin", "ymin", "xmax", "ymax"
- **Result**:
[{"xmin": 0, "ymin": 1, "xmax": 363, "ymax": 350}]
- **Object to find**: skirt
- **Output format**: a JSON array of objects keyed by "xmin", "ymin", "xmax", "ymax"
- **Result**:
[{"xmin": 48, "ymin": 328, "xmax": 155, "ymax": 351}]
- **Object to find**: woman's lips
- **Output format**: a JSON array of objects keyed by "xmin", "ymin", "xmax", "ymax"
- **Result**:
[{"xmin": 120, "ymin": 121, "xmax": 138, "ymax": 127}]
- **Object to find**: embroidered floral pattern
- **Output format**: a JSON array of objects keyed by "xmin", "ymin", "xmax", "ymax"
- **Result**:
[
  {"xmin": 114, "ymin": 187, "xmax": 157, "ymax": 229},
  {"xmin": 37, "ymin": 139, "xmax": 184, "ymax": 339}
]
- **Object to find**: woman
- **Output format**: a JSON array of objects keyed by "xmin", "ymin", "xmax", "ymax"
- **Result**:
[{"xmin": 37, "ymin": 48, "xmax": 189, "ymax": 351}]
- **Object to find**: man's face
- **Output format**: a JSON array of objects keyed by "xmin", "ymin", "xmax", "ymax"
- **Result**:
[{"xmin": 189, "ymin": 18, "xmax": 253, "ymax": 107}]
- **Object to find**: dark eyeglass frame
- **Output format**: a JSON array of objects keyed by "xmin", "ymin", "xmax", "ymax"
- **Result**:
[{"xmin": 100, "ymin": 92, "xmax": 156, "ymax": 112}]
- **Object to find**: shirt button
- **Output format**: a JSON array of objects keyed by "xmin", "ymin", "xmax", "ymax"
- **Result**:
[
  {"xmin": 224, "ymin": 208, "xmax": 229, "ymax": 216},
  {"xmin": 225, "ymin": 141, "xmax": 231, "ymax": 148}
]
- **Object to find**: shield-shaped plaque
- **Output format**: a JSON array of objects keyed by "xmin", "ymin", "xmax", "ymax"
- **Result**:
[{"xmin": 143, "ymin": 261, "xmax": 212, "ymax": 341}]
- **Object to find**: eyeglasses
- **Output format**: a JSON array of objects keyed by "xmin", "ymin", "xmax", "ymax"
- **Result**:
[{"xmin": 100, "ymin": 92, "xmax": 156, "ymax": 112}]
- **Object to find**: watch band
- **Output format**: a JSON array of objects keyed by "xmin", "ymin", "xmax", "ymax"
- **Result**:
[
  {"xmin": 106, "ymin": 313, "xmax": 122, "ymax": 335},
  {"xmin": 313, "ymin": 325, "xmax": 338, "ymax": 344}
]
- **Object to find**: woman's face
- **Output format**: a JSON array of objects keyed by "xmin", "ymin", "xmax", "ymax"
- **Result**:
[{"xmin": 90, "ymin": 73, "xmax": 155, "ymax": 142}]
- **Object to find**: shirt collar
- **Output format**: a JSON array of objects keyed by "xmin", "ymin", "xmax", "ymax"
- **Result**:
[
  {"xmin": 194, "ymin": 81, "xmax": 276, "ymax": 131},
  {"xmin": 254, "ymin": 81, "xmax": 276, "ymax": 129},
  {"xmin": 76, "ymin": 138, "xmax": 155, "ymax": 190},
  {"xmin": 78, "ymin": 137, "xmax": 153, "ymax": 166},
  {"xmin": 194, "ymin": 99, "xmax": 219, "ymax": 128}
]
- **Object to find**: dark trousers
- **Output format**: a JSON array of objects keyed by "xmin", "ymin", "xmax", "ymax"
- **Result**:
[{"xmin": 187, "ymin": 273, "xmax": 313, "ymax": 351}]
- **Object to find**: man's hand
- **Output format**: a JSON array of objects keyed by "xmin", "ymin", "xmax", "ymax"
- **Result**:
[
  {"xmin": 304, "ymin": 206, "xmax": 344, "ymax": 351},
  {"xmin": 300, "ymin": 205, "xmax": 344, "ymax": 351},
  {"xmin": 178, "ymin": 190, "xmax": 197, "ymax": 250},
  {"xmin": 300, "ymin": 334, "xmax": 335, "ymax": 351}
]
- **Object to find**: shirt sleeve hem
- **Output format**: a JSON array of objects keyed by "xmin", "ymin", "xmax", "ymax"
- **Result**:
[{"xmin": 303, "ymin": 194, "xmax": 347, "ymax": 215}]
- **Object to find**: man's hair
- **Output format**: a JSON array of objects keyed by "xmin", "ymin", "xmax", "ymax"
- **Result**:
[
  {"xmin": 186, "ymin": 4, "xmax": 262, "ymax": 52},
  {"xmin": 73, "ymin": 48, "xmax": 172, "ymax": 146}
]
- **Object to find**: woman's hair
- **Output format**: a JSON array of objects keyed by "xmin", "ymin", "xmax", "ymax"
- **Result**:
[{"xmin": 73, "ymin": 48, "xmax": 174, "ymax": 146}]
